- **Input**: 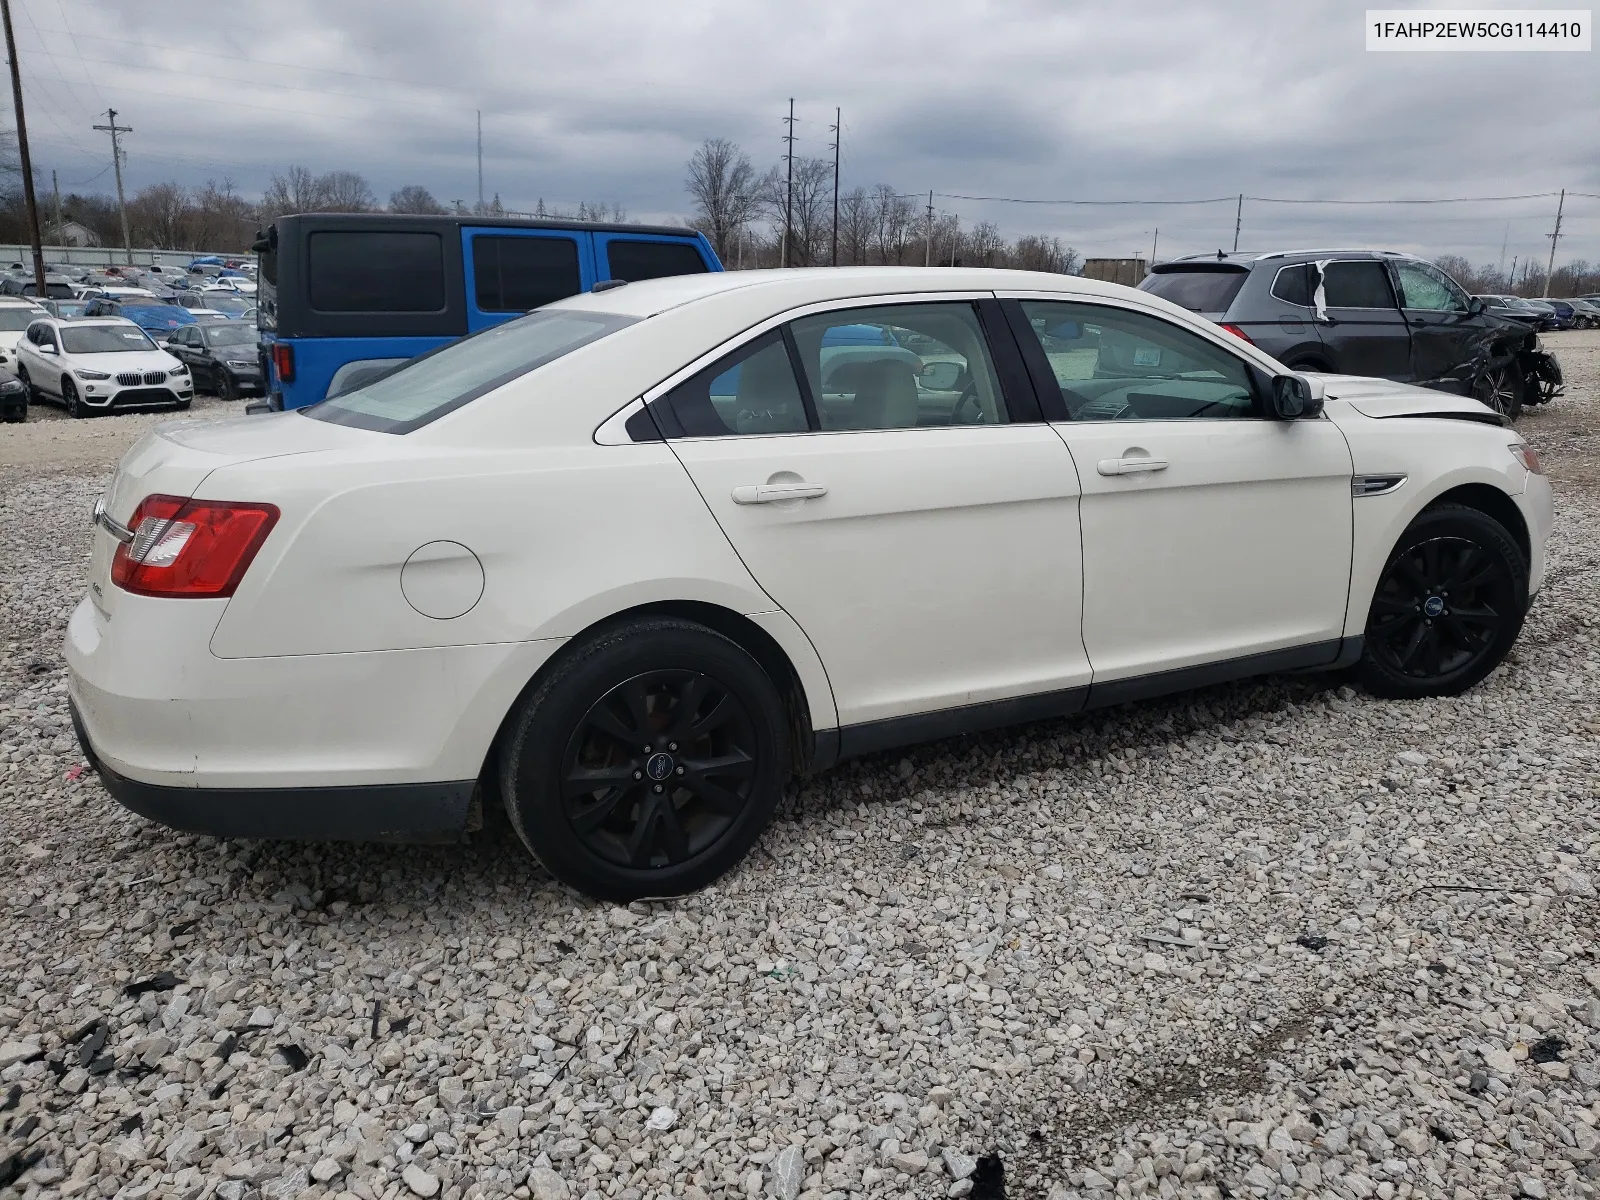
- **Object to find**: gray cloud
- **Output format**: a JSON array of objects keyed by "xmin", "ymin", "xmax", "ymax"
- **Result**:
[{"xmin": 11, "ymin": 0, "xmax": 1597, "ymax": 264}]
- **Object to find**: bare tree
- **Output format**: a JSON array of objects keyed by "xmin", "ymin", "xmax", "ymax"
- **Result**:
[
  {"xmin": 871, "ymin": 184, "xmax": 915, "ymax": 265},
  {"xmin": 127, "ymin": 183, "xmax": 189, "ymax": 249},
  {"xmin": 390, "ymin": 185, "xmax": 448, "ymax": 214},
  {"xmin": 686, "ymin": 138, "xmax": 759, "ymax": 263},
  {"xmin": 261, "ymin": 165, "xmax": 328, "ymax": 217},
  {"xmin": 322, "ymin": 171, "xmax": 377, "ymax": 212},
  {"xmin": 965, "ymin": 220, "xmax": 1004, "ymax": 267},
  {"xmin": 837, "ymin": 186, "xmax": 873, "ymax": 265},
  {"xmin": 1012, "ymin": 234, "xmax": 1079, "ymax": 274}
]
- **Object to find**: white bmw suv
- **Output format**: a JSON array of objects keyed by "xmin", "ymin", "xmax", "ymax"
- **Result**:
[{"xmin": 15, "ymin": 316, "xmax": 193, "ymax": 418}]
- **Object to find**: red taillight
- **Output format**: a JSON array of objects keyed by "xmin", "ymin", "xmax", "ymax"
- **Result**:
[
  {"xmin": 270, "ymin": 342, "xmax": 294, "ymax": 383},
  {"xmin": 1219, "ymin": 323, "xmax": 1255, "ymax": 345},
  {"xmin": 111, "ymin": 494, "xmax": 279, "ymax": 598}
]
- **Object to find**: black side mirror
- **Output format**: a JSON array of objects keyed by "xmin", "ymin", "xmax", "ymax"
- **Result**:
[
  {"xmin": 1271, "ymin": 373, "xmax": 1323, "ymax": 420},
  {"xmin": 1468, "ymin": 296, "xmax": 1485, "ymax": 316}
]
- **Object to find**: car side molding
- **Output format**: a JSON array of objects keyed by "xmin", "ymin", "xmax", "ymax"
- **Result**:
[{"xmin": 813, "ymin": 637, "xmax": 1363, "ymax": 770}]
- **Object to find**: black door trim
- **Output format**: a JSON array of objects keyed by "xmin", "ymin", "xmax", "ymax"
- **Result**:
[{"xmin": 811, "ymin": 636, "xmax": 1362, "ymax": 769}]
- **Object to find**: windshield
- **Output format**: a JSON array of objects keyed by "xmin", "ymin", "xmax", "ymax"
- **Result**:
[
  {"xmin": 62, "ymin": 325, "xmax": 156, "ymax": 354},
  {"xmin": 308, "ymin": 308, "xmax": 638, "ymax": 434},
  {"xmin": 0, "ymin": 309, "xmax": 42, "ymax": 330},
  {"xmin": 1141, "ymin": 268, "xmax": 1249, "ymax": 313},
  {"xmin": 205, "ymin": 324, "xmax": 256, "ymax": 347},
  {"xmin": 50, "ymin": 301, "xmax": 90, "ymax": 318}
]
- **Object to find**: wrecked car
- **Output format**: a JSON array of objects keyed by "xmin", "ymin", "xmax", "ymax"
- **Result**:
[{"xmin": 1141, "ymin": 248, "xmax": 1563, "ymax": 419}]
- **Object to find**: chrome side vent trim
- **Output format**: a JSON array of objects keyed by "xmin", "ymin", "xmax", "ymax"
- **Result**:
[{"xmin": 1352, "ymin": 474, "xmax": 1407, "ymax": 498}]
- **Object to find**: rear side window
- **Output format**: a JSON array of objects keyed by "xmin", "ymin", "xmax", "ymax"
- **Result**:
[
  {"xmin": 1139, "ymin": 269, "xmax": 1247, "ymax": 314},
  {"xmin": 1270, "ymin": 264, "xmax": 1316, "ymax": 307},
  {"xmin": 1321, "ymin": 261, "xmax": 1396, "ymax": 309},
  {"xmin": 606, "ymin": 240, "xmax": 709, "ymax": 282},
  {"xmin": 655, "ymin": 330, "xmax": 809, "ymax": 437},
  {"xmin": 308, "ymin": 231, "xmax": 445, "ymax": 313},
  {"xmin": 472, "ymin": 235, "xmax": 581, "ymax": 312}
]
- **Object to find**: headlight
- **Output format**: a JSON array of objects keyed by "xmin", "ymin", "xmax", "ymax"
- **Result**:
[
  {"xmin": 168, "ymin": 363, "xmax": 188, "ymax": 375},
  {"xmin": 74, "ymin": 369, "xmax": 111, "ymax": 380},
  {"xmin": 226, "ymin": 358, "xmax": 258, "ymax": 368},
  {"xmin": 0, "ymin": 379, "xmax": 22, "ymax": 393}
]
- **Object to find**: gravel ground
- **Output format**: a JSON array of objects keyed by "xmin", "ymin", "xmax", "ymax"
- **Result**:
[{"xmin": 1, "ymin": 333, "xmax": 1597, "ymax": 1200}]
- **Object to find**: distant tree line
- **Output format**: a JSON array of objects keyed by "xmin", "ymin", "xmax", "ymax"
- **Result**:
[
  {"xmin": 1433, "ymin": 254, "xmax": 1598, "ymax": 301},
  {"xmin": 685, "ymin": 137, "xmax": 1080, "ymax": 273}
]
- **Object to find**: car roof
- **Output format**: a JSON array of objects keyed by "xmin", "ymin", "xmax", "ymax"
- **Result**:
[
  {"xmin": 549, "ymin": 265, "xmax": 1164, "ymax": 321},
  {"xmin": 1162, "ymin": 248, "xmax": 1416, "ymax": 267}
]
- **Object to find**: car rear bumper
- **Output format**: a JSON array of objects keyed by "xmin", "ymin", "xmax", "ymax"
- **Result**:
[
  {"xmin": 69, "ymin": 698, "xmax": 474, "ymax": 842},
  {"xmin": 63, "ymin": 593, "xmax": 566, "ymax": 836}
]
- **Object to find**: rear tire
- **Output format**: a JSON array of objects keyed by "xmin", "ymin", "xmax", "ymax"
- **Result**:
[
  {"xmin": 499, "ymin": 618, "xmax": 791, "ymax": 901},
  {"xmin": 1357, "ymin": 504, "xmax": 1527, "ymax": 699}
]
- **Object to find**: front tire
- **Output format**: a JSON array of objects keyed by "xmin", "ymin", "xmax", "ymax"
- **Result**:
[
  {"xmin": 61, "ymin": 377, "xmax": 85, "ymax": 419},
  {"xmin": 217, "ymin": 371, "xmax": 237, "ymax": 402},
  {"xmin": 1473, "ymin": 360, "xmax": 1524, "ymax": 421},
  {"xmin": 1358, "ymin": 504, "xmax": 1527, "ymax": 699},
  {"xmin": 499, "ymin": 618, "xmax": 791, "ymax": 901}
]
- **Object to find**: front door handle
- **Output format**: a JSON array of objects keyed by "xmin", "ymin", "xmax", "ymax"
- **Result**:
[
  {"xmin": 731, "ymin": 482, "xmax": 828, "ymax": 505},
  {"xmin": 1097, "ymin": 457, "xmax": 1169, "ymax": 476}
]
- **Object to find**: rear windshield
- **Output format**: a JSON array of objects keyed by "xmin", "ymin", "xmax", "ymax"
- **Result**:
[
  {"xmin": 306, "ymin": 308, "xmax": 637, "ymax": 434},
  {"xmin": 1140, "ymin": 268, "xmax": 1247, "ymax": 314}
]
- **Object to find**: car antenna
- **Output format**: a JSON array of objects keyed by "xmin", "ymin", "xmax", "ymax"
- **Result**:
[
  {"xmin": 1216, "ymin": 249, "xmax": 1226, "ymax": 260},
  {"xmin": 591, "ymin": 279, "xmax": 628, "ymax": 292}
]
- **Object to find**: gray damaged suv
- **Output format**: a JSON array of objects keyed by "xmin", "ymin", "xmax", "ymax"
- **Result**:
[{"xmin": 1140, "ymin": 249, "xmax": 1562, "ymax": 420}]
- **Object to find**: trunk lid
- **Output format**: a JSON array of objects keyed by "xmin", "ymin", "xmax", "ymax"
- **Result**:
[{"xmin": 90, "ymin": 411, "xmax": 376, "ymax": 618}]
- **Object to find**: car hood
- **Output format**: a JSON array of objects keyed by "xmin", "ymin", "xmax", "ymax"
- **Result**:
[
  {"xmin": 0, "ymin": 330, "xmax": 25, "ymax": 350},
  {"xmin": 1317, "ymin": 374, "xmax": 1504, "ymax": 423}
]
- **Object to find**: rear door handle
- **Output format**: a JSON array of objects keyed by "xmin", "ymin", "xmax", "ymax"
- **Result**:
[
  {"xmin": 1097, "ymin": 457, "xmax": 1169, "ymax": 476},
  {"xmin": 731, "ymin": 482, "xmax": 828, "ymax": 505}
]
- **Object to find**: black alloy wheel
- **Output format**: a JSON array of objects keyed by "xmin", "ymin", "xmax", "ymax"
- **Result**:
[
  {"xmin": 1473, "ymin": 361, "xmax": 1523, "ymax": 421},
  {"xmin": 61, "ymin": 376, "xmax": 85, "ymax": 419},
  {"xmin": 500, "ymin": 617, "xmax": 790, "ymax": 901},
  {"xmin": 1358, "ymin": 504, "xmax": 1527, "ymax": 698},
  {"xmin": 217, "ymin": 369, "xmax": 237, "ymax": 402}
]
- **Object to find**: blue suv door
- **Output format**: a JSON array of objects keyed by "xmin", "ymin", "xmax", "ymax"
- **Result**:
[{"xmin": 461, "ymin": 227, "xmax": 595, "ymax": 333}]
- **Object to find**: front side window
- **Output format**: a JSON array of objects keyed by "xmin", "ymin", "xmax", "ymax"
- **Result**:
[
  {"xmin": 1320, "ymin": 261, "xmax": 1397, "ymax": 309},
  {"xmin": 789, "ymin": 302, "xmax": 1007, "ymax": 430},
  {"xmin": 471, "ymin": 235, "xmax": 581, "ymax": 312},
  {"xmin": 1017, "ymin": 300, "xmax": 1257, "ymax": 421},
  {"xmin": 605, "ymin": 240, "xmax": 709, "ymax": 283},
  {"xmin": 658, "ymin": 331, "xmax": 809, "ymax": 437},
  {"xmin": 307, "ymin": 231, "xmax": 445, "ymax": 313},
  {"xmin": 308, "ymin": 307, "xmax": 636, "ymax": 434},
  {"xmin": 1393, "ymin": 260, "xmax": 1467, "ymax": 312}
]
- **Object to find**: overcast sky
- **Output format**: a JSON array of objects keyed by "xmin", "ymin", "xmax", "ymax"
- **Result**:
[{"xmin": 9, "ymin": 0, "xmax": 1598, "ymax": 266}]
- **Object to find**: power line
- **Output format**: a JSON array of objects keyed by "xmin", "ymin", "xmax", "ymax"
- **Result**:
[
  {"xmin": 936, "ymin": 190, "xmax": 1573, "ymax": 207},
  {"xmin": 939, "ymin": 192, "xmax": 1235, "ymax": 206}
]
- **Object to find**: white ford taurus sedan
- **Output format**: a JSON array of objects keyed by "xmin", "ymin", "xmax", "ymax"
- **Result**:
[{"xmin": 67, "ymin": 268, "xmax": 1553, "ymax": 899}]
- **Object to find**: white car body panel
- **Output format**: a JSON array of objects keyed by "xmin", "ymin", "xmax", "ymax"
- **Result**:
[
  {"xmin": 14, "ymin": 317, "xmax": 194, "ymax": 410},
  {"xmin": 62, "ymin": 266, "xmax": 1552, "ymax": 826}
]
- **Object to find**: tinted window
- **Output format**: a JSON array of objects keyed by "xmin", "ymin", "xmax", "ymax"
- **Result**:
[
  {"xmin": 789, "ymin": 302, "xmax": 1008, "ymax": 430},
  {"xmin": 1270, "ymin": 264, "xmax": 1316, "ymax": 307},
  {"xmin": 658, "ymin": 331, "xmax": 808, "ymax": 437},
  {"xmin": 308, "ymin": 231, "xmax": 445, "ymax": 313},
  {"xmin": 471, "ymin": 235, "xmax": 581, "ymax": 312},
  {"xmin": 1017, "ymin": 300, "xmax": 1257, "ymax": 421},
  {"xmin": 605, "ymin": 240, "xmax": 708, "ymax": 282},
  {"xmin": 1140, "ymin": 268, "xmax": 1248, "ymax": 314},
  {"xmin": 1321, "ymin": 261, "xmax": 1396, "ymax": 309},
  {"xmin": 308, "ymin": 308, "xmax": 636, "ymax": 434},
  {"xmin": 1394, "ymin": 260, "xmax": 1467, "ymax": 312}
]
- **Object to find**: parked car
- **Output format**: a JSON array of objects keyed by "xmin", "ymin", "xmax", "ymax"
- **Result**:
[
  {"xmin": 178, "ymin": 290, "xmax": 253, "ymax": 319},
  {"xmin": 40, "ymin": 298, "xmax": 93, "ymax": 320},
  {"xmin": 0, "ymin": 364, "xmax": 24, "ymax": 422},
  {"xmin": 163, "ymin": 320, "xmax": 265, "ymax": 400},
  {"xmin": 81, "ymin": 297, "xmax": 200, "ymax": 338},
  {"xmin": 0, "ymin": 297, "xmax": 51, "ymax": 371},
  {"xmin": 14, "ymin": 316, "xmax": 192, "ymax": 417},
  {"xmin": 1519, "ymin": 300, "xmax": 1564, "ymax": 329},
  {"xmin": 1140, "ymin": 250, "xmax": 1562, "ymax": 417},
  {"xmin": 1, "ymin": 273, "xmax": 78, "ymax": 299},
  {"xmin": 1533, "ymin": 299, "xmax": 1584, "ymax": 330},
  {"xmin": 1566, "ymin": 298, "xmax": 1600, "ymax": 328},
  {"xmin": 203, "ymin": 276, "xmax": 257, "ymax": 296},
  {"xmin": 1474, "ymin": 295, "xmax": 1556, "ymax": 330},
  {"xmin": 67, "ymin": 267, "xmax": 1553, "ymax": 900}
]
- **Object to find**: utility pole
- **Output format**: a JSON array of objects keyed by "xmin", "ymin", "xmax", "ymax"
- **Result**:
[
  {"xmin": 476, "ymin": 110, "xmax": 484, "ymax": 215},
  {"xmin": 2, "ymin": 0, "xmax": 47, "ymax": 297},
  {"xmin": 781, "ymin": 99, "xmax": 795, "ymax": 267},
  {"xmin": 1497, "ymin": 221, "xmax": 1509, "ymax": 278},
  {"xmin": 93, "ymin": 108, "xmax": 134, "ymax": 265},
  {"xmin": 828, "ymin": 107, "xmax": 840, "ymax": 267},
  {"xmin": 1509, "ymin": 255, "xmax": 1519, "ymax": 294},
  {"xmin": 1545, "ymin": 188, "xmax": 1565, "ymax": 291},
  {"xmin": 1151, "ymin": 228, "xmax": 1159, "ymax": 265},
  {"xmin": 51, "ymin": 169, "xmax": 62, "ymax": 244},
  {"xmin": 1232, "ymin": 194, "xmax": 1243, "ymax": 253},
  {"xmin": 924, "ymin": 190, "xmax": 934, "ymax": 267}
]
